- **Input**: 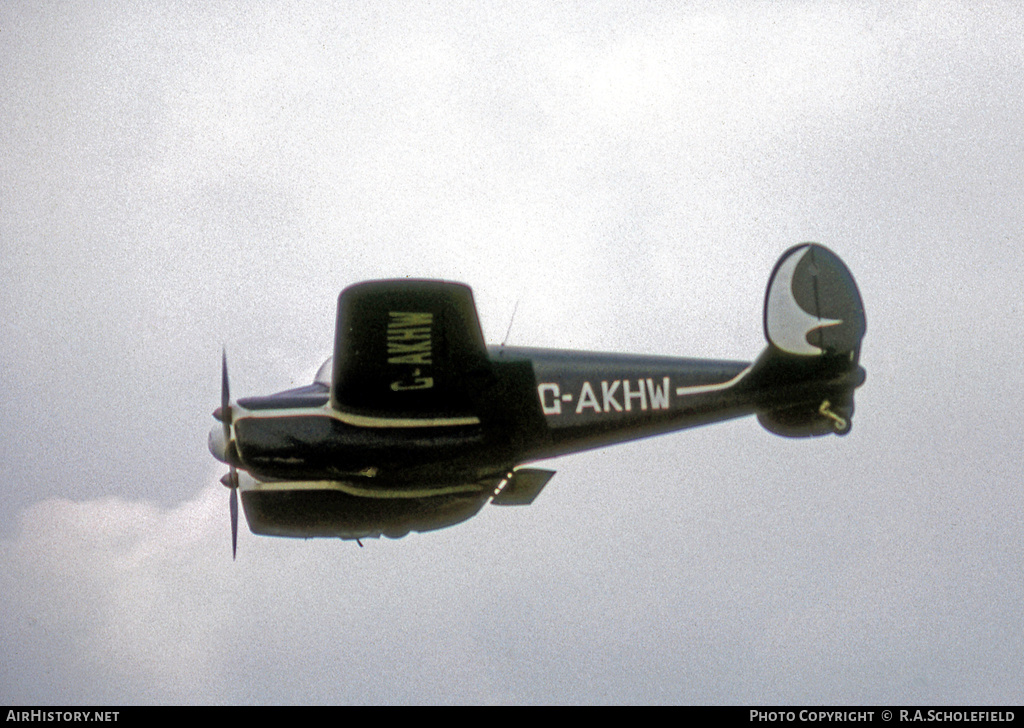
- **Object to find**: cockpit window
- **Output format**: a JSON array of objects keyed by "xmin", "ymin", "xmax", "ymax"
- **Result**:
[{"xmin": 314, "ymin": 357, "xmax": 333, "ymax": 387}]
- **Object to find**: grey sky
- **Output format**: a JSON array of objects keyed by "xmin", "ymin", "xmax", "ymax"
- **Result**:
[{"xmin": 2, "ymin": 0, "xmax": 1022, "ymax": 705}]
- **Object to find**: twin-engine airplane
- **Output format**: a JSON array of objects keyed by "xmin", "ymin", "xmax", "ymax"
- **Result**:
[{"xmin": 209, "ymin": 243, "xmax": 866, "ymax": 555}]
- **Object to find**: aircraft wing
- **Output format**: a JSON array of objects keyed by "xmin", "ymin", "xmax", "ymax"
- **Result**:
[{"xmin": 329, "ymin": 280, "xmax": 493, "ymax": 425}]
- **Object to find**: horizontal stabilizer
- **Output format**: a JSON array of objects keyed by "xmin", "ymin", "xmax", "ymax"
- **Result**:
[{"xmin": 491, "ymin": 468, "xmax": 555, "ymax": 506}]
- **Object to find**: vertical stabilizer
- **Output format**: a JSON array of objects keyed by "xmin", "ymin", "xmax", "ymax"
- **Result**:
[
  {"xmin": 764, "ymin": 243, "xmax": 865, "ymax": 358},
  {"xmin": 747, "ymin": 244, "xmax": 866, "ymax": 437}
]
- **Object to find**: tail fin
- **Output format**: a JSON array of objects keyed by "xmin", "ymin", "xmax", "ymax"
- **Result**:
[{"xmin": 745, "ymin": 244, "xmax": 866, "ymax": 437}]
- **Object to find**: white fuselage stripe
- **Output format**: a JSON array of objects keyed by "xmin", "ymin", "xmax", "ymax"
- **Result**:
[
  {"xmin": 241, "ymin": 478, "xmax": 485, "ymax": 498},
  {"xmin": 232, "ymin": 403, "xmax": 480, "ymax": 428},
  {"xmin": 673, "ymin": 365, "xmax": 752, "ymax": 396}
]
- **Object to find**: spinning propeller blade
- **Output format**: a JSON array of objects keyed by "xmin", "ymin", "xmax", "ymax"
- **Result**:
[
  {"xmin": 220, "ymin": 349, "xmax": 239, "ymax": 560},
  {"xmin": 230, "ymin": 481, "xmax": 238, "ymax": 560}
]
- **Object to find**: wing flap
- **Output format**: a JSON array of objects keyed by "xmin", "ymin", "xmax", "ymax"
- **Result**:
[{"xmin": 490, "ymin": 468, "xmax": 555, "ymax": 506}]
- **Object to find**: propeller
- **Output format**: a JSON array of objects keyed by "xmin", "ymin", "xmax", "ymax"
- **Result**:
[{"xmin": 215, "ymin": 349, "xmax": 240, "ymax": 560}]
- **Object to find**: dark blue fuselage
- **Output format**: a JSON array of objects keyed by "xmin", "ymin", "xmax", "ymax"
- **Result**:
[{"xmin": 232, "ymin": 346, "xmax": 760, "ymax": 489}]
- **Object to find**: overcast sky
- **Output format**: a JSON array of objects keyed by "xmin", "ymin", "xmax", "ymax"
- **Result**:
[{"xmin": 2, "ymin": 0, "xmax": 1023, "ymax": 705}]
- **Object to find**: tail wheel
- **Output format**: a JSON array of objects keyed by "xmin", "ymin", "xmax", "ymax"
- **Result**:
[{"xmin": 818, "ymin": 400, "xmax": 851, "ymax": 435}]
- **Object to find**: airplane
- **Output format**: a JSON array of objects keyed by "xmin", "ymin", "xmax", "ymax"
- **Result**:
[{"xmin": 209, "ymin": 243, "xmax": 865, "ymax": 556}]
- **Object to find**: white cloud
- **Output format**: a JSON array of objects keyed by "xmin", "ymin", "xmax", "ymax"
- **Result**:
[{"xmin": 1, "ymin": 485, "xmax": 230, "ymax": 702}]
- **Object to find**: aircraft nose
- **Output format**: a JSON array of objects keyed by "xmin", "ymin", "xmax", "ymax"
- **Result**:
[{"xmin": 208, "ymin": 424, "xmax": 229, "ymax": 463}]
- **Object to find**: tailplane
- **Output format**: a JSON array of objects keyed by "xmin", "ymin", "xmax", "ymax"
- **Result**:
[{"xmin": 744, "ymin": 244, "xmax": 866, "ymax": 437}]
